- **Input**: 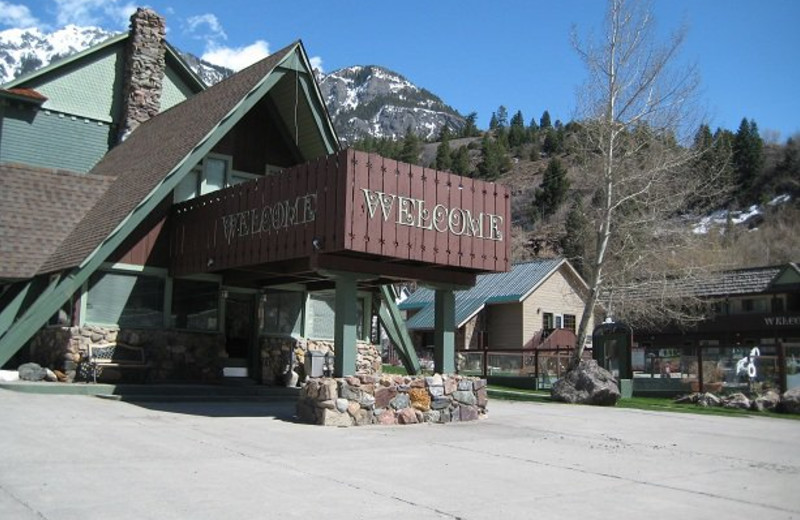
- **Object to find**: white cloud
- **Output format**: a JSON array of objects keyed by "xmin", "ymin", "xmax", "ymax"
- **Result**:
[
  {"xmin": 52, "ymin": 0, "xmax": 136, "ymax": 29},
  {"xmin": 202, "ymin": 40, "xmax": 270, "ymax": 72},
  {"xmin": 0, "ymin": 1, "xmax": 39, "ymax": 27},
  {"xmin": 310, "ymin": 56, "xmax": 324, "ymax": 74},
  {"xmin": 186, "ymin": 13, "xmax": 227, "ymax": 43}
]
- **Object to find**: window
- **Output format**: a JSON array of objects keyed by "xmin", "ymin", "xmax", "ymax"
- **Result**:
[
  {"xmin": 86, "ymin": 271, "xmax": 164, "ymax": 328},
  {"xmin": 542, "ymin": 312, "xmax": 554, "ymax": 330},
  {"xmin": 174, "ymin": 155, "xmax": 235, "ymax": 202},
  {"xmin": 262, "ymin": 289, "xmax": 303, "ymax": 335},
  {"xmin": 564, "ymin": 314, "xmax": 576, "ymax": 332},
  {"xmin": 306, "ymin": 291, "xmax": 366, "ymax": 340},
  {"xmin": 554, "ymin": 314, "xmax": 564, "ymax": 329},
  {"xmin": 172, "ymin": 279, "xmax": 220, "ymax": 331}
]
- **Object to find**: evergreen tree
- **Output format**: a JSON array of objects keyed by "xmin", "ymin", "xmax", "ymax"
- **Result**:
[
  {"xmin": 508, "ymin": 110, "xmax": 527, "ymax": 148},
  {"xmin": 462, "ymin": 112, "xmax": 480, "ymax": 137},
  {"xmin": 733, "ymin": 117, "xmax": 764, "ymax": 199},
  {"xmin": 477, "ymin": 134, "xmax": 509, "ymax": 180},
  {"xmin": 451, "ymin": 145, "xmax": 472, "ymax": 177},
  {"xmin": 435, "ymin": 125, "xmax": 452, "ymax": 171},
  {"xmin": 531, "ymin": 158, "xmax": 570, "ymax": 220},
  {"xmin": 489, "ymin": 112, "xmax": 499, "ymax": 130},
  {"xmin": 539, "ymin": 110, "xmax": 552, "ymax": 129},
  {"xmin": 495, "ymin": 105, "xmax": 508, "ymax": 129},
  {"xmin": 561, "ymin": 196, "xmax": 589, "ymax": 277},
  {"xmin": 541, "ymin": 129, "xmax": 563, "ymax": 155},
  {"xmin": 399, "ymin": 126, "xmax": 421, "ymax": 164}
]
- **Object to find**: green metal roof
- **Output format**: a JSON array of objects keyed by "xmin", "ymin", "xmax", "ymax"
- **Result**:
[{"xmin": 402, "ymin": 258, "xmax": 567, "ymax": 330}]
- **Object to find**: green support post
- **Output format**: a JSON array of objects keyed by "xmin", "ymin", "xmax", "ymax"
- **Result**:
[
  {"xmin": 434, "ymin": 289, "xmax": 456, "ymax": 374},
  {"xmin": 333, "ymin": 274, "xmax": 358, "ymax": 377},
  {"xmin": 378, "ymin": 285, "xmax": 421, "ymax": 375}
]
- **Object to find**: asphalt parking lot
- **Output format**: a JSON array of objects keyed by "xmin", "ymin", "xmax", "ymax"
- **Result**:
[{"xmin": 1, "ymin": 389, "xmax": 798, "ymax": 519}]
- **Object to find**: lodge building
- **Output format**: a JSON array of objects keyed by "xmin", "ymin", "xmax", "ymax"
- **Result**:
[{"xmin": 0, "ymin": 8, "xmax": 510, "ymax": 387}]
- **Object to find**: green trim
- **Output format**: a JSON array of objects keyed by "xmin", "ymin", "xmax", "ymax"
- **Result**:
[
  {"xmin": 378, "ymin": 285, "xmax": 421, "ymax": 375},
  {"xmin": 434, "ymin": 289, "xmax": 456, "ymax": 374},
  {"xmin": 298, "ymin": 73, "xmax": 337, "ymax": 155},
  {"xmin": 3, "ymin": 34, "xmax": 127, "ymax": 89},
  {"xmin": 0, "ymin": 43, "xmax": 336, "ymax": 364},
  {"xmin": 294, "ymin": 44, "xmax": 340, "ymax": 150},
  {"xmin": 333, "ymin": 275, "xmax": 358, "ymax": 377},
  {"xmin": 0, "ymin": 281, "xmax": 33, "ymax": 337}
]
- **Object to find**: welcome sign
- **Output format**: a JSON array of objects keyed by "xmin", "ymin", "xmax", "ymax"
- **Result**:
[{"xmin": 170, "ymin": 149, "xmax": 510, "ymax": 276}]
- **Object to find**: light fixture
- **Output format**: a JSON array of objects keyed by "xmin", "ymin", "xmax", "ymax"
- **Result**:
[{"xmin": 312, "ymin": 237, "xmax": 324, "ymax": 251}]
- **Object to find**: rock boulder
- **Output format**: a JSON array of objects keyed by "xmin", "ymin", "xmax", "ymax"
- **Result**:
[
  {"xmin": 18, "ymin": 362, "xmax": 47, "ymax": 382},
  {"xmin": 781, "ymin": 388, "xmax": 800, "ymax": 414},
  {"xmin": 551, "ymin": 360, "xmax": 620, "ymax": 406}
]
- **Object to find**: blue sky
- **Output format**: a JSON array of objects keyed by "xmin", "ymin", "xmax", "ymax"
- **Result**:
[{"xmin": 3, "ymin": 0, "xmax": 799, "ymax": 141}]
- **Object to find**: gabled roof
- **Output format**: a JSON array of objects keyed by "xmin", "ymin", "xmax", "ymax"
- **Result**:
[
  {"xmin": 39, "ymin": 40, "xmax": 337, "ymax": 274},
  {"xmin": 2, "ymin": 33, "xmax": 205, "ymax": 93},
  {"xmin": 402, "ymin": 258, "xmax": 571, "ymax": 330},
  {"xmin": 0, "ymin": 163, "xmax": 114, "ymax": 280}
]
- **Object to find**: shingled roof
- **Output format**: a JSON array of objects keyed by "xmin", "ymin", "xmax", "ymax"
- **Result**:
[
  {"xmin": 38, "ymin": 42, "xmax": 298, "ymax": 274},
  {"xmin": 0, "ymin": 163, "xmax": 114, "ymax": 280}
]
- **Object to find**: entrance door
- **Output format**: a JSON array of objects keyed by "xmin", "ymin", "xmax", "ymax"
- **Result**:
[{"xmin": 224, "ymin": 292, "xmax": 257, "ymax": 379}]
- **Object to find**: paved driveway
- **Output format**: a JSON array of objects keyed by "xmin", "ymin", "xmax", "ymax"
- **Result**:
[{"xmin": 1, "ymin": 390, "xmax": 798, "ymax": 519}]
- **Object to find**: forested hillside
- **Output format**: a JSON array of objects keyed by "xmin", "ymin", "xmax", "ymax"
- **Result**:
[{"xmin": 354, "ymin": 107, "xmax": 800, "ymax": 273}]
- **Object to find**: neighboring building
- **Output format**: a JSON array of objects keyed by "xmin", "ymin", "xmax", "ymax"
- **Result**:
[
  {"xmin": 629, "ymin": 263, "xmax": 800, "ymax": 394},
  {"xmin": 399, "ymin": 258, "xmax": 594, "ymax": 372},
  {"xmin": 0, "ymin": 8, "xmax": 511, "ymax": 384}
]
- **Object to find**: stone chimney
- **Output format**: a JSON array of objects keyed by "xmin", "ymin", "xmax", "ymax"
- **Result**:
[{"xmin": 118, "ymin": 8, "xmax": 167, "ymax": 142}]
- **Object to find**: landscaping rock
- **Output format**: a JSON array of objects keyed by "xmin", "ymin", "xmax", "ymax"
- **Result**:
[
  {"xmin": 674, "ymin": 393, "xmax": 700, "ymax": 404},
  {"xmin": 697, "ymin": 392, "xmax": 722, "ymax": 407},
  {"xmin": 722, "ymin": 392, "xmax": 751, "ymax": 410},
  {"xmin": 781, "ymin": 388, "xmax": 800, "ymax": 414},
  {"xmin": 752, "ymin": 391, "xmax": 781, "ymax": 412},
  {"xmin": 18, "ymin": 363, "xmax": 47, "ymax": 382},
  {"xmin": 550, "ymin": 360, "xmax": 620, "ymax": 406}
]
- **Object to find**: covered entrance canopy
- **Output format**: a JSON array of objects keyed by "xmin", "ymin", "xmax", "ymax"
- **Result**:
[{"xmin": 171, "ymin": 149, "xmax": 511, "ymax": 375}]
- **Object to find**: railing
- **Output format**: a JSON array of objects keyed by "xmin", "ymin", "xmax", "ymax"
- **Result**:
[{"xmin": 458, "ymin": 347, "xmax": 593, "ymax": 389}]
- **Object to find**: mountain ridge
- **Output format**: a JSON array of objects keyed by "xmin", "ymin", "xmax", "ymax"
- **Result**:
[{"xmin": 0, "ymin": 25, "xmax": 461, "ymax": 143}]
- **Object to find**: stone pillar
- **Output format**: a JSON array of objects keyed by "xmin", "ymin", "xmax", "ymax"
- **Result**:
[
  {"xmin": 118, "ymin": 8, "xmax": 167, "ymax": 142},
  {"xmin": 434, "ymin": 289, "xmax": 455, "ymax": 373}
]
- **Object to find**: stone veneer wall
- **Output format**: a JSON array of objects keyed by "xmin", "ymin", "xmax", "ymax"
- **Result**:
[
  {"xmin": 297, "ymin": 374, "xmax": 488, "ymax": 426},
  {"xmin": 259, "ymin": 336, "xmax": 381, "ymax": 385},
  {"xmin": 29, "ymin": 326, "xmax": 226, "ymax": 383}
]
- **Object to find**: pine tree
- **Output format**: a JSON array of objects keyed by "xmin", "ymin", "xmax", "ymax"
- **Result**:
[
  {"xmin": 399, "ymin": 126, "xmax": 421, "ymax": 164},
  {"xmin": 531, "ymin": 158, "xmax": 570, "ymax": 220},
  {"xmin": 451, "ymin": 145, "xmax": 471, "ymax": 177},
  {"xmin": 495, "ymin": 105, "xmax": 508, "ymax": 129},
  {"xmin": 489, "ymin": 112, "xmax": 499, "ymax": 130},
  {"xmin": 539, "ymin": 110, "xmax": 552, "ymax": 129},
  {"xmin": 508, "ymin": 110, "xmax": 527, "ymax": 148},
  {"xmin": 477, "ymin": 134, "xmax": 509, "ymax": 180},
  {"xmin": 561, "ymin": 196, "xmax": 589, "ymax": 277},
  {"xmin": 733, "ymin": 117, "xmax": 764, "ymax": 200},
  {"xmin": 462, "ymin": 112, "xmax": 479, "ymax": 137},
  {"xmin": 435, "ymin": 125, "xmax": 452, "ymax": 171}
]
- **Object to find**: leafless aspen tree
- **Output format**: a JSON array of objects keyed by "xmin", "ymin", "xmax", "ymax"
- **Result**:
[{"xmin": 569, "ymin": 0, "xmax": 729, "ymax": 366}]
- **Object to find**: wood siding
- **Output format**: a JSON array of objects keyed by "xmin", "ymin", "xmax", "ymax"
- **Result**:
[
  {"xmin": 521, "ymin": 266, "xmax": 592, "ymax": 345},
  {"xmin": 170, "ymin": 149, "xmax": 511, "ymax": 277},
  {"xmin": 487, "ymin": 303, "xmax": 523, "ymax": 349}
]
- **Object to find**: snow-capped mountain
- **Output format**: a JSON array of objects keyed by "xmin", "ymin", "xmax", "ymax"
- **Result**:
[
  {"xmin": 0, "ymin": 26, "xmax": 463, "ymax": 144},
  {"xmin": 0, "ymin": 25, "xmax": 116, "ymax": 83},
  {"xmin": 318, "ymin": 65, "xmax": 465, "ymax": 143}
]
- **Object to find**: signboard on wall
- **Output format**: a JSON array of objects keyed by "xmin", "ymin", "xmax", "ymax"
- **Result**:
[{"xmin": 170, "ymin": 149, "xmax": 511, "ymax": 276}]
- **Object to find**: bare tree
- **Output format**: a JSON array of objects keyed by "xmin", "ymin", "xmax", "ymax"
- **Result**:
[{"xmin": 569, "ymin": 0, "xmax": 729, "ymax": 365}]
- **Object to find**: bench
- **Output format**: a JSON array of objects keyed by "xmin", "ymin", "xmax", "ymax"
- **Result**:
[{"xmin": 83, "ymin": 343, "xmax": 150, "ymax": 383}]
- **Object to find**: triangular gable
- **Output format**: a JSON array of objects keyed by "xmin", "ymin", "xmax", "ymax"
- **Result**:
[
  {"xmin": 3, "ymin": 34, "xmax": 204, "ymax": 123},
  {"xmin": 41, "ymin": 40, "xmax": 336, "ymax": 274},
  {"xmin": 771, "ymin": 263, "xmax": 800, "ymax": 286},
  {"xmin": 0, "ymin": 40, "xmax": 340, "ymax": 365}
]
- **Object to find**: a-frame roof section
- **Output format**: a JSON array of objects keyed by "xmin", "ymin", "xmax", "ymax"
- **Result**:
[
  {"xmin": 39, "ymin": 40, "xmax": 339, "ymax": 274},
  {"xmin": 3, "ymin": 33, "xmax": 205, "ymax": 93}
]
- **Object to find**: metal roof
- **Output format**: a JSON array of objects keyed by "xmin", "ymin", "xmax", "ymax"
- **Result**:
[{"xmin": 401, "ymin": 257, "xmax": 566, "ymax": 330}]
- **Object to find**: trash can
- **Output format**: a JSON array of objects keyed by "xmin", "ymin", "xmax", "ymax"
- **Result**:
[{"xmin": 305, "ymin": 350, "xmax": 327, "ymax": 378}]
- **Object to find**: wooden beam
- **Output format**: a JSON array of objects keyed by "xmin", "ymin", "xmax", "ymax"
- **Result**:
[{"xmin": 314, "ymin": 254, "xmax": 476, "ymax": 287}]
